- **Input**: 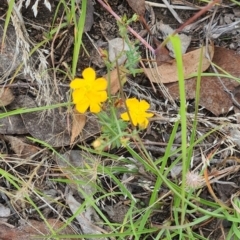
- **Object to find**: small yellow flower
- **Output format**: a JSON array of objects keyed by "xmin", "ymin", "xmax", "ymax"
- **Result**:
[
  {"xmin": 121, "ymin": 98, "xmax": 154, "ymax": 129},
  {"xmin": 70, "ymin": 67, "xmax": 108, "ymax": 113}
]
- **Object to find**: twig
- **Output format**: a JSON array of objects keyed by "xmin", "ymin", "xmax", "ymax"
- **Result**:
[
  {"xmin": 155, "ymin": 0, "xmax": 221, "ymax": 54},
  {"xmin": 96, "ymin": 0, "xmax": 155, "ymax": 54},
  {"xmin": 173, "ymin": 0, "xmax": 221, "ymax": 35},
  {"xmin": 145, "ymin": 1, "xmax": 202, "ymax": 11}
]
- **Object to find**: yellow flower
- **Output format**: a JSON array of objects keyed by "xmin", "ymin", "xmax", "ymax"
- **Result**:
[
  {"xmin": 121, "ymin": 98, "xmax": 154, "ymax": 129},
  {"xmin": 70, "ymin": 67, "xmax": 108, "ymax": 113}
]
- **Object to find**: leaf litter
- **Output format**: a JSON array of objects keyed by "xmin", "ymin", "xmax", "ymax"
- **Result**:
[
  {"xmin": 1, "ymin": 0, "xmax": 240, "ymax": 239},
  {"xmin": 166, "ymin": 46, "xmax": 240, "ymax": 116}
]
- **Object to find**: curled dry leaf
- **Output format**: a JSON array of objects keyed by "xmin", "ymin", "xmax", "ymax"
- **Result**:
[
  {"xmin": 104, "ymin": 67, "xmax": 127, "ymax": 95},
  {"xmin": 4, "ymin": 136, "xmax": 40, "ymax": 158},
  {"xmin": 70, "ymin": 108, "xmax": 86, "ymax": 144},
  {"xmin": 126, "ymin": 0, "xmax": 145, "ymax": 16},
  {"xmin": 0, "ymin": 88, "xmax": 14, "ymax": 107},
  {"xmin": 145, "ymin": 44, "xmax": 214, "ymax": 83},
  {"xmin": 153, "ymin": 38, "xmax": 173, "ymax": 66}
]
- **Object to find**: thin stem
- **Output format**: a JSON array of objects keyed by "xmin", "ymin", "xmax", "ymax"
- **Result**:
[{"xmin": 96, "ymin": 0, "xmax": 155, "ymax": 54}]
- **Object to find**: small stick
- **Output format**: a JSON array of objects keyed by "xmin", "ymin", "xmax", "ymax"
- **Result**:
[
  {"xmin": 155, "ymin": 0, "xmax": 221, "ymax": 54},
  {"xmin": 96, "ymin": 0, "xmax": 155, "ymax": 54}
]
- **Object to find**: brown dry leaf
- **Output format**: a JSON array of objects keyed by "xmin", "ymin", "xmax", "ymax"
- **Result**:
[
  {"xmin": 104, "ymin": 67, "xmax": 127, "ymax": 95},
  {"xmin": 0, "ymin": 219, "xmax": 77, "ymax": 240},
  {"xmin": 0, "ymin": 88, "xmax": 14, "ymax": 107},
  {"xmin": 145, "ymin": 44, "xmax": 214, "ymax": 83},
  {"xmin": 70, "ymin": 108, "xmax": 86, "ymax": 144},
  {"xmin": 4, "ymin": 136, "xmax": 40, "ymax": 158},
  {"xmin": 153, "ymin": 39, "xmax": 173, "ymax": 66},
  {"xmin": 126, "ymin": 0, "xmax": 145, "ymax": 16},
  {"xmin": 166, "ymin": 47, "xmax": 240, "ymax": 116}
]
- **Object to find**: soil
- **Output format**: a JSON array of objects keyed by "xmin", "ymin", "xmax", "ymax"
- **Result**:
[{"xmin": 1, "ymin": 0, "xmax": 240, "ymax": 239}]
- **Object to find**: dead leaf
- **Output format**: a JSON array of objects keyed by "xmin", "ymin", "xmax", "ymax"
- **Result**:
[
  {"xmin": 145, "ymin": 44, "xmax": 214, "ymax": 83},
  {"xmin": 104, "ymin": 67, "xmax": 127, "ymax": 95},
  {"xmin": 126, "ymin": 0, "xmax": 145, "ymax": 16},
  {"xmin": 166, "ymin": 47, "xmax": 240, "ymax": 116},
  {"xmin": 0, "ymin": 88, "xmax": 14, "ymax": 107},
  {"xmin": 70, "ymin": 108, "xmax": 86, "ymax": 144},
  {"xmin": 153, "ymin": 38, "xmax": 173, "ymax": 66},
  {"xmin": 4, "ymin": 136, "xmax": 40, "ymax": 158}
]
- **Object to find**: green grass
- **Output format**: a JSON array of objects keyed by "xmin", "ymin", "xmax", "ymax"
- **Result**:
[{"xmin": 2, "ymin": 0, "xmax": 240, "ymax": 239}]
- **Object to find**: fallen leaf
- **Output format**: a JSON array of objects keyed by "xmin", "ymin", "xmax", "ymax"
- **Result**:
[
  {"xmin": 4, "ymin": 136, "xmax": 40, "ymax": 158},
  {"xmin": 104, "ymin": 67, "xmax": 127, "ymax": 95},
  {"xmin": 126, "ymin": 0, "xmax": 145, "ymax": 16},
  {"xmin": 153, "ymin": 38, "xmax": 173, "ymax": 66},
  {"xmin": 70, "ymin": 108, "xmax": 86, "ymax": 144},
  {"xmin": 145, "ymin": 44, "xmax": 214, "ymax": 83},
  {"xmin": 166, "ymin": 47, "xmax": 240, "ymax": 116},
  {"xmin": 0, "ymin": 88, "xmax": 14, "ymax": 107}
]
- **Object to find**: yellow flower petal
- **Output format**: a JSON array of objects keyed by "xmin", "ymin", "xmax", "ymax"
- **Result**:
[
  {"xmin": 121, "ymin": 98, "xmax": 154, "ymax": 129},
  {"xmin": 139, "ymin": 119, "xmax": 149, "ymax": 129},
  {"xmin": 72, "ymin": 89, "xmax": 86, "ymax": 103},
  {"xmin": 93, "ymin": 78, "xmax": 108, "ymax": 91},
  {"xmin": 96, "ymin": 91, "xmax": 107, "ymax": 102},
  {"xmin": 75, "ymin": 99, "xmax": 89, "ymax": 113},
  {"xmin": 71, "ymin": 67, "xmax": 108, "ymax": 114},
  {"xmin": 82, "ymin": 67, "xmax": 96, "ymax": 81},
  {"xmin": 131, "ymin": 114, "xmax": 138, "ymax": 126},
  {"xmin": 121, "ymin": 112, "xmax": 130, "ymax": 121},
  {"xmin": 70, "ymin": 78, "xmax": 85, "ymax": 89},
  {"xmin": 90, "ymin": 102, "xmax": 101, "ymax": 113},
  {"xmin": 126, "ymin": 98, "xmax": 139, "ymax": 109},
  {"xmin": 139, "ymin": 100, "xmax": 150, "ymax": 111},
  {"xmin": 144, "ymin": 112, "xmax": 154, "ymax": 118}
]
